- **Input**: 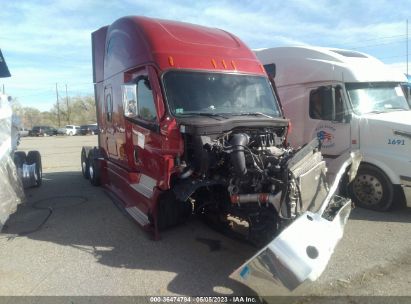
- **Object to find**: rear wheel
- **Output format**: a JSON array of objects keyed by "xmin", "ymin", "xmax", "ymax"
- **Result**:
[
  {"xmin": 349, "ymin": 164, "xmax": 393, "ymax": 211},
  {"xmin": 13, "ymin": 151, "xmax": 26, "ymax": 169},
  {"xmin": 156, "ymin": 191, "xmax": 192, "ymax": 230},
  {"xmin": 88, "ymin": 149, "xmax": 101, "ymax": 186},
  {"xmin": 81, "ymin": 147, "xmax": 90, "ymax": 179},
  {"xmin": 26, "ymin": 150, "xmax": 42, "ymax": 187}
]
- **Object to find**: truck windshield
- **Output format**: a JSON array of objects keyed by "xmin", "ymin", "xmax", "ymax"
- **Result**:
[
  {"xmin": 346, "ymin": 82, "xmax": 410, "ymax": 115},
  {"xmin": 163, "ymin": 71, "xmax": 281, "ymax": 117}
]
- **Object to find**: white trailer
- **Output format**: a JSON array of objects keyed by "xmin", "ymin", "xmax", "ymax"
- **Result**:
[
  {"xmin": 0, "ymin": 49, "xmax": 42, "ymax": 229},
  {"xmin": 256, "ymin": 46, "xmax": 411, "ymax": 211}
]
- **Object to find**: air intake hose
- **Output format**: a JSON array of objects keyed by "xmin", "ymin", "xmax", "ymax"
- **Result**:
[{"xmin": 229, "ymin": 133, "xmax": 249, "ymax": 176}]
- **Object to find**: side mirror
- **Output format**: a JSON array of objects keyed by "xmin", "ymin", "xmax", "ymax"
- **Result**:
[
  {"xmin": 122, "ymin": 84, "xmax": 138, "ymax": 118},
  {"xmin": 135, "ymin": 75, "xmax": 151, "ymax": 89},
  {"xmin": 263, "ymin": 63, "xmax": 276, "ymax": 79},
  {"xmin": 344, "ymin": 113, "xmax": 352, "ymax": 123}
]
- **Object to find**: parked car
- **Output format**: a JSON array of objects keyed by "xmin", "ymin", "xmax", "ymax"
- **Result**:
[
  {"xmin": 18, "ymin": 128, "xmax": 30, "ymax": 137},
  {"xmin": 79, "ymin": 124, "xmax": 99, "ymax": 135},
  {"xmin": 57, "ymin": 127, "xmax": 67, "ymax": 135},
  {"xmin": 65, "ymin": 125, "xmax": 80, "ymax": 136},
  {"xmin": 29, "ymin": 126, "xmax": 57, "ymax": 136}
]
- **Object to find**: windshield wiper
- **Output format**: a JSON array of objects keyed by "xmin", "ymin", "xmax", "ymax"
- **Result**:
[
  {"xmin": 233, "ymin": 112, "xmax": 276, "ymax": 119},
  {"xmin": 386, "ymin": 107, "xmax": 409, "ymax": 111},
  {"xmin": 179, "ymin": 112, "xmax": 229, "ymax": 119}
]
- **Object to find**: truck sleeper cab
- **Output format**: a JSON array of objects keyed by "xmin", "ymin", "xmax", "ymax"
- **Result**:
[
  {"xmin": 81, "ymin": 17, "xmax": 359, "ymax": 290},
  {"xmin": 256, "ymin": 46, "xmax": 411, "ymax": 211}
]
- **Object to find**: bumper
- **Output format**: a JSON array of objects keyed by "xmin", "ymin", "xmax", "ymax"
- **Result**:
[
  {"xmin": 231, "ymin": 198, "xmax": 351, "ymax": 291},
  {"xmin": 231, "ymin": 151, "xmax": 361, "ymax": 291},
  {"xmin": 403, "ymin": 185, "xmax": 411, "ymax": 207}
]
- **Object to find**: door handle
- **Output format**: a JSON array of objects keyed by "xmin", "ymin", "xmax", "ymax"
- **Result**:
[{"xmin": 134, "ymin": 146, "xmax": 139, "ymax": 162}]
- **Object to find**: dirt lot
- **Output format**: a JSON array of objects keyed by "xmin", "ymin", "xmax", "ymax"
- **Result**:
[{"xmin": 1, "ymin": 136, "xmax": 410, "ymax": 299}]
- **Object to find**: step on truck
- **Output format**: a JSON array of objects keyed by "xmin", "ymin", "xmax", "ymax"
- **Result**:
[
  {"xmin": 256, "ymin": 46, "xmax": 411, "ymax": 211},
  {"xmin": 81, "ymin": 16, "xmax": 360, "ymax": 290}
]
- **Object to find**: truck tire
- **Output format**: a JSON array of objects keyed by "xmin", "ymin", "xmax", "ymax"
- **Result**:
[
  {"xmin": 81, "ymin": 147, "xmax": 90, "ymax": 179},
  {"xmin": 26, "ymin": 150, "xmax": 42, "ymax": 187},
  {"xmin": 88, "ymin": 149, "xmax": 101, "ymax": 186},
  {"xmin": 349, "ymin": 164, "xmax": 393, "ymax": 211},
  {"xmin": 13, "ymin": 151, "xmax": 26, "ymax": 169},
  {"xmin": 156, "ymin": 191, "xmax": 191, "ymax": 230}
]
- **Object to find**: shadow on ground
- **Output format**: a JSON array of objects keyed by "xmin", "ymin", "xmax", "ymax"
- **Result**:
[
  {"xmin": 2, "ymin": 171, "xmax": 258, "ymax": 296},
  {"xmin": 349, "ymin": 204, "xmax": 411, "ymax": 223}
]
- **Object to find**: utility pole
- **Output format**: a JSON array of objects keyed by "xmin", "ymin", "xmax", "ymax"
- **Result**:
[
  {"xmin": 65, "ymin": 84, "xmax": 70, "ymax": 124},
  {"xmin": 55, "ymin": 83, "xmax": 61, "ymax": 127},
  {"xmin": 407, "ymin": 19, "xmax": 409, "ymax": 78}
]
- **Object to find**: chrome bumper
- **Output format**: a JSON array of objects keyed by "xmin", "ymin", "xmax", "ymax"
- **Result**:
[
  {"xmin": 403, "ymin": 185, "xmax": 411, "ymax": 207},
  {"xmin": 231, "ymin": 151, "xmax": 361, "ymax": 291}
]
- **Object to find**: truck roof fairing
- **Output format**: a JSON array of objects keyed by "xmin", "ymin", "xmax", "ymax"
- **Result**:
[
  {"xmin": 92, "ymin": 16, "xmax": 265, "ymax": 83},
  {"xmin": 255, "ymin": 46, "xmax": 407, "ymax": 87}
]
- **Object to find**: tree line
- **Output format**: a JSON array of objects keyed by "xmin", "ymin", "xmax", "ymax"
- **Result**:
[{"xmin": 12, "ymin": 95, "xmax": 97, "ymax": 129}]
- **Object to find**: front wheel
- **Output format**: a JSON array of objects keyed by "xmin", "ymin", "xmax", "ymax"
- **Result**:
[
  {"xmin": 349, "ymin": 164, "xmax": 393, "ymax": 211},
  {"xmin": 81, "ymin": 147, "xmax": 89, "ymax": 179}
]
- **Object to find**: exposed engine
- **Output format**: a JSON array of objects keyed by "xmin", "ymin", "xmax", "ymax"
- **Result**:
[{"xmin": 170, "ymin": 125, "xmax": 328, "ymax": 246}]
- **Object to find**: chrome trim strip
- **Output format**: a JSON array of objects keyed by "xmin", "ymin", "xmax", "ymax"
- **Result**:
[{"xmin": 125, "ymin": 206, "xmax": 149, "ymax": 226}]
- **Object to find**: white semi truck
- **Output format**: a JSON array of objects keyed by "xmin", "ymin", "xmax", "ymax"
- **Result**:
[{"xmin": 256, "ymin": 46, "xmax": 411, "ymax": 211}]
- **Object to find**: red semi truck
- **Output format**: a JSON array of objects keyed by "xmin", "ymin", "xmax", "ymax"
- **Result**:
[{"xmin": 81, "ymin": 16, "xmax": 360, "ymax": 290}]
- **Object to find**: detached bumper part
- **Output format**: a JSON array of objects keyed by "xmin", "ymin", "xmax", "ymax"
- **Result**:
[
  {"xmin": 231, "ymin": 151, "xmax": 361, "ymax": 291},
  {"xmin": 231, "ymin": 197, "xmax": 351, "ymax": 290}
]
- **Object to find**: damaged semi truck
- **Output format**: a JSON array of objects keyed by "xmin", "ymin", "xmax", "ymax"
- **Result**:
[{"xmin": 81, "ymin": 16, "xmax": 360, "ymax": 290}]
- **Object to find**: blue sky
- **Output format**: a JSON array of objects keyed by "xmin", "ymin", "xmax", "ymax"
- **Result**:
[{"xmin": 1, "ymin": 0, "xmax": 410, "ymax": 111}]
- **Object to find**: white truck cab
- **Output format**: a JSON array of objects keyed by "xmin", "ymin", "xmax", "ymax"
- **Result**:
[{"xmin": 256, "ymin": 46, "xmax": 411, "ymax": 211}]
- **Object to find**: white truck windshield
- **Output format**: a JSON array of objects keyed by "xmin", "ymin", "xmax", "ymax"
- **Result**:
[
  {"xmin": 163, "ymin": 71, "xmax": 281, "ymax": 117},
  {"xmin": 346, "ymin": 82, "xmax": 410, "ymax": 114}
]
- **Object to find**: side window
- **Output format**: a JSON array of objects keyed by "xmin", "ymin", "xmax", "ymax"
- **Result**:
[
  {"xmin": 137, "ymin": 78, "xmax": 157, "ymax": 121},
  {"xmin": 309, "ymin": 86, "xmax": 339, "ymax": 121},
  {"xmin": 122, "ymin": 75, "xmax": 157, "ymax": 122},
  {"xmin": 310, "ymin": 89, "xmax": 325, "ymax": 120}
]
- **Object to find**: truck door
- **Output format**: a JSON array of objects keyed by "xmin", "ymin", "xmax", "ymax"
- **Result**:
[
  {"xmin": 104, "ymin": 86, "xmax": 118, "ymax": 158},
  {"xmin": 306, "ymin": 85, "xmax": 351, "ymax": 159},
  {"xmin": 122, "ymin": 67, "xmax": 163, "ymax": 201}
]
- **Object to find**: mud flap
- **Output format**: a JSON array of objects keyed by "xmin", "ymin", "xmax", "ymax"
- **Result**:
[{"xmin": 231, "ymin": 151, "xmax": 361, "ymax": 291}]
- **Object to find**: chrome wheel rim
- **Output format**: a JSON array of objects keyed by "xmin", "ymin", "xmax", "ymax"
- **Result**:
[
  {"xmin": 89, "ymin": 165, "xmax": 94, "ymax": 179},
  {"xmin": 353, "ymin": 173, "xmax": 383, "ymax": 205}
]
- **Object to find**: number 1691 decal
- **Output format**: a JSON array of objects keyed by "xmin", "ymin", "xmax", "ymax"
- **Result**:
[{"xmin": 388, "ymin": 139, "xmax": 405, "ymax": 145}]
